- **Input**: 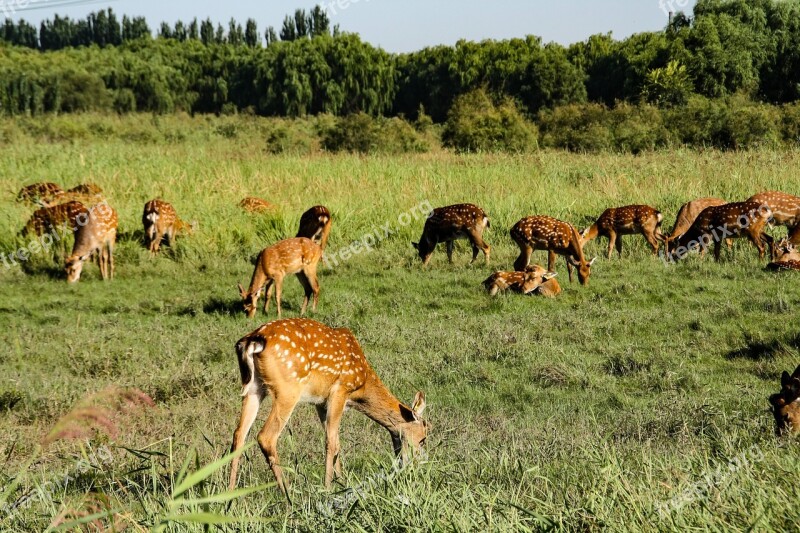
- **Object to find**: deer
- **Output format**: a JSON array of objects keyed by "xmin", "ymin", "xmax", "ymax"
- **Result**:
[
  {"xmin": 766, "ymin": 239, "xmax": 800, "ymax": 271},
  {"xmin": 142, "ymin": 199, "xmax": 195, "ymax": 254},
  {"xmin": 510, "ymin": 215, "xmax": 596, "ymax": 285},
  {"xmin": 296, "ymin": 205, "xmax": 332, "ymax": 251},
  {"xmin": 664, "ymin": 197, "xmax": 730, "ymax": 255},
  {"xmin": 238, "ymin": 238, "xmax": 322, "ymax": 319},
  {"xmin": 769, "ymin": 365, "xmax": 800, "ymax": 436},
  {"xmin": 65, "ymin": 203, "xmax": 118, "ymax": 283},
  {"xmin": 229, "ymin": 318, "xmax": 429, "ymax": 494},
  {"xmin": 581, "ymin": 205, "xmax": 664, "ymax": 258},
  {"xmin": 483, "ymin": 264, "xmax": 556, "ymax": 296},
  {"xmin": 67, "ymin": 183, "xmax": 103, "ymax": 195},
  {"xmin": 530, "ymin": 277, "xmax": 561, "ymax": 298},
  {"xmin": 240, "ymin": 197, "xmax": 275, "ymax": 213},
  {"xmin": 22, "ymin": 201, "xmax": 89, "ymax": 237},
  {"xmin": 16, "ymin": 182, "xmax": 63, "ymax": 206},
  {"xmin": 667, "ymin": 201, "xmax": 774, "ymax": 262},
  {"xmin": 747, "ymin": 191, "xmax": 800, "ymax": 244},
  {"xmin": 412, "ymin": 204, "xmax": 490, "ymax": 265}
]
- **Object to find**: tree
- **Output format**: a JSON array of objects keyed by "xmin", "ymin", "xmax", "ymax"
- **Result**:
[
  {"xmin": 245, "ymin": 19, "xmax": 259, "ymax": 47},
  {"xmin": 228, "ymin": 18, "xmax": 244, "ymax": 46},
  {"xmin": 188, "ymin": 18, "xmax": 199, "ymax": 40},
  {"xmin": 200, "ymin": 19, "xmax": 214, "ymax": 45}
]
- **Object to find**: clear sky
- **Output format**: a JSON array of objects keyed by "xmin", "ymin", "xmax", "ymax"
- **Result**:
[{"xmin": 7, "ymin": 0, "xmax": 698, "ymax": 52}]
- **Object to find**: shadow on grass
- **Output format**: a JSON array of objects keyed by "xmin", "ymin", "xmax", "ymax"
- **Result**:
[
  {"xmin": 198, "ymin": 296, "xmax": 241, "ymax": 317},
  {"xmin": 725, "ymin": 332, "xmax": 800, "ymax": 361}
]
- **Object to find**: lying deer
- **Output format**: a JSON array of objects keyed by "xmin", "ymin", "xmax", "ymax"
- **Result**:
[
  {"xmin": 240, "ymin": 197, "xmax": 275, "ymax": 213},
  {"xmin": 67, "ymin": 183, "xmax": 103, "ymax": 195},
  {"xmin": 65, "ymin": 203, "xmax": 118, "ymax": 283},
  {"xmin": 296, "ymin": 205, "xmax": 332, "ymax": 251},
  {"xmin": 664, "ymin": 197, "xmax": 730, "ymax": 255},
  {"xmin": 582, "ymin": 204, "xmax": 664, "ymax": 258},
  {"xmin": 238, "ymin": 237, "xmax": 322, "ymax": 318},
  {"xmin": 483, "ymin": 265, "xmax": 556, "ymax": 296},
  {"xmin": 748, "ymin": 190, "xmax": 800, "ymax": 244},
  {"xmin": 668, "ymin": 201, "xmax": 773, "ymax": 261},
  {"xmin": 413, "ymin": 204, "xmax": 490, "ymax": 265},
  {"xmin": 16, "ymin": 182, "xmax": 63, "ymax": 206},
  {"xmin": 229, "ymin": 318, "xmax": 429, "ymax": 493},
  {"xmin": 766, "ymin": 239, "xmax": 800, "ymax": 271},
  {"xmin": 769, "ymin": 365, "xmax": 800, "ymax": 436},
  {"xmin": 142, "ymin": 199, "xmax": 194, "ymax": 254},
  {"xmin": 530, "ymin": 277, "xmax": 561, "ymax": 298},
  {"xmin": 510, "ymin": 215, "xmax": 596, "ymax": 285}
]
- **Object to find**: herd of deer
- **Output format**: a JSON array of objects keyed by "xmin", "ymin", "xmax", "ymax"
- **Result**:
[{"xmin": 13, "ymin": 182, "xmax": 800, "ymax": 494}]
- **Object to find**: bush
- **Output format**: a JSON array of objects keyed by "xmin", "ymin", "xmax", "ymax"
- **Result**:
[
  {"xmin": 609, "ymin": 103, "xmax": 672, "ymax": 153},
  {"xmin": 538, "ymin": 103, "xmax": 614, "ymax": 152},
  {"xmin": 723, "ymin": 95, "xmax": 782, "ymax": 150},
  {"xmin": 781, "ymin": 103, "xmax": 800, "ymax": 146},
  {"xmin": 442, "ymin": 89, "xmax": 538, "ymax": 153},
  {"xmin": 321, "ymin": 113, "xmax": 430, "ymax": 154},
  {"xmin": 265, "ymin": 119, "xmax": 319, "ymax": 155},
  {"xmin": 663, "ymin": 95, "xmax": 728, "ymax": 148}
]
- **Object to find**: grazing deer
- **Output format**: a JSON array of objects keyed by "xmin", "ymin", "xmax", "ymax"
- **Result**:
[
  {"xmin": 65, "ymin": 203, "xmax": 118, "ymax": 283},
  {"xmin": 238, "ymin": 238, "xmax": 322, "ymax": 318},
  {"xmin": 766, "ymin": 239, "xmax": 800, "ymax": 271},
  {"xmin": 669, "ymin": 201, "xmax": 773, "ymax": 262},
  {"xmin": 240, "ymin": 197, "xmax": 275, "ymax": 213},
  {"xmin": 67, "ymin": 183, "xmax": 103, "ymax": 195},
  {"xmin": 664, "ymin": 197, "xmax": 730, "ymax": 254},
  {"xmin": 22, "ymin": 201, "xmax": 89, "ymax": 237},
  {"xmin": 412, "ymin": 204, "xmax": 490, "ymax": 265},
  {"xmin": 747, "ymin": 191, "xmax": 800, "ymax": 244},
  {"xmin": 483, "ymin": 265, "xmax": 556, "ymax": 296},
  {"xmin": 296, "ymin": 205, "xmax": 332, "ymax": 251},
  {"xmin": 581, "ymin": 205, "xmax": 664, "ymax": 258},
  {"xmin": 142, "ymin": 199, "xmax": 194, "ymax": 253},
  {"xmin": 769, "ymin": 365, "xmax": 800, "ymax": 436},
  {"xmin": 530, "ymin": 277, "xmax": 562, "ymax": 298},
  {"xmin": 229, "ymin": 318, "xmax": 429, "ymax": 493},
  {"xmin": 16, "ymin": 182, "xmax": 63, "ymax": 205},
  {"xmin": 510, "ymin": 216, "xmax": 596, "ymax": 285}
]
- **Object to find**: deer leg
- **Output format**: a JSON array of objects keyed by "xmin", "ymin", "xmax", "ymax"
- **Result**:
[
  {"xmin": 469, "ymin": 230, "xmax": 491, "ymax": 264},
  {"xmin": 644, "ymin": 230, "xmax": 660, "ymax": 255},
  {"xmin": 108, "ymin": 235, "xmax": 115, "ymax": 279},
  {"xmin": 321, "ymin": 392, "xmax": 347, "ymax": 488},
  {"xmin": 296, "ymin": 272, "xmax": 313, "ymax": 315},
  {"xmin": 513, "ymin": 243, "xmax": 533, "ymax": 272},
  {"xmin": 305, "ymin": 266, "xmax": 320, "ymax": 312},
  {"xmin": 229, "ymin": 390, "xmax": 265, "ymax": 490},
  {"xmin": 606, "ymin": 232, "xmax": 616, "ymax": 259},
  {"xmin": 257, "ymin": 392, "xmax": 300, "ymax": 496},
  {"xmin": 263, "ymin": 280, "xmax": 274, "ymax": 314},
  {"xmin": 713, "ymin": 239, "xmax": 722, "ymax": 261},
  {"xmin": 274, "ymin": 275, "xmax": 285, "ymax": 318},
  {"xmin": 446, "ymin": 241, "xmax": 455, "ymax": 263},
  {"xmin": 787, "ymin": 224, "xmax": 800, "ymax": 245}
]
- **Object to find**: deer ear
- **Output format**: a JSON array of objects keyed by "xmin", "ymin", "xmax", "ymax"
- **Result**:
[
  {"xmin": 588, "ymin": 257, "xmax": 598, "ymax": 266},
  {"xmin": 411, "ymin": 391, "xmax": 426, "ymax": 417},
  {"xmin": 781, "ymin": 371, "xmax": 792, "ymax": 388},
  {"xmin": 544, "ymin": 271, "xmax": 557, "ymax": 280},
  {"xmin": 770, "ymin": 393, "xmax": 786, "ymax": 407},
  {"xmin": 237, "ymin": 283, "xmax": 247, "ymax": 299}
]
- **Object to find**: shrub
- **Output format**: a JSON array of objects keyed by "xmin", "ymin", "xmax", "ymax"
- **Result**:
[
  {"xmin": 609, "ymin": 103, "xmax": 672, "ymax": 153},
  {"xmin": 321, "ymin": 113, "xmax": 430, "ymax": 154},
  {"xmin": 781, "ymin": 102, "xmax": 800, "ymax": 146},
  {"xmin": 442, "ymin": 89, "xmax": 538, "ymax": 153},
  {"xmin": 664, "ymin": 95, "xmax": 728, "ymax": 148},
  {"xmin": 723, "ymin": 95, "xmax": 782, "ymax": 150},
  {"xmin": 265, "ymin": 119, "xmax": 319, "ymax": 155},
  {"xmin": 538, "ymin": 103, "xmax": 613, "ymax": 152}
]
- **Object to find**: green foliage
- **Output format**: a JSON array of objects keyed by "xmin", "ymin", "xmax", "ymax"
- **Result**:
[
  {"xmin": 321, "ymin": 113, "xmax": 430, "ymax": 154},
  {"xmin": 643, "ymin": 60, "xmax": 693, "ymax": 106},
  {"xmin": 442, "ymin": 89, "xmax": 538, "ymax": 153}
]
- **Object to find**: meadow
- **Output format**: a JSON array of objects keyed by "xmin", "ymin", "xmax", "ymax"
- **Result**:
[{"xmin": 0, "ymin": 114, "xmax": 799, "ymax": 531}]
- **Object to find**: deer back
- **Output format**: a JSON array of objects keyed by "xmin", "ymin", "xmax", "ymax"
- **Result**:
[
  {"xmin": 422, "ymin": 204, "xmax": 489, "ymax": 241},
  {"xmin": 748, "ymin": 191, "xmax": 800, "ymax": 227},
  {"xmin": 258, "ymin": 238, "xmax": 322, "ymax": 277},
  {"xmin": 668, "ymin": 198, "xmax": 727, "ymax": 241}
]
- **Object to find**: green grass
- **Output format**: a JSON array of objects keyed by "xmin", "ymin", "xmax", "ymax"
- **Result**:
[{"xmin": 0, "ymin": 114, "xmax": 799, "ymax": 531}]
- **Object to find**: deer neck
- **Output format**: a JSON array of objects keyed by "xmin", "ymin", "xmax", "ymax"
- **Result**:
[
  {"xmin": 247, "ymin": 257, "xmax": 269, "ymax": 295},
  {"xmin": 351, "ymin": 374, "xmax": 410, "ymax": 436}
]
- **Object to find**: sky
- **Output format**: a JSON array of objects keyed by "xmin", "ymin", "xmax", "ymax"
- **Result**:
[{"xmin": 5, "ymin": 0, "xmax": 698, "ymax": 52}]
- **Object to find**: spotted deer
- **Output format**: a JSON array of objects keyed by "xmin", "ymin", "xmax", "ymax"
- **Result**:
[
  {"xmin": 482, "ymin": 265, "xmax": 556, "ymax": 296},
  {"xmin": 142, "ymin": 199, "xmax": 194, "ymax": 253},
  {"xmin": 296, "ymin": 205, "xmax": 332, "ymax": 251},
  {"xmin": 531, "ymin": 277, "xmax": 561, "ymax": 298},
  {"xmin": 510, "ymin": 216, "xmax": 596, "ymax": 285},
  {"xmin": 747, "ymin": 191, "xmax": 800, "ymax": 244},
  {"xmin": 769, "ymin": 365, "xmax": 800, "ymax": 436},
  {"xmin": 669, "ymin": 201, "xmax": 774, "ymax": 262},
  {"xmin": 229, "ymin": 318, "xmax": 429, "ymax": 493},
  {"xmin": 664, "ymin": 197, "xmax": 730, "ymax": 254},
  {"xmin": 65, "ymin": 203, "xmax": 118, "ymax": 283},
  {"xmin": 581, "ymin": 205, "xmax": 663, "ymax": 258},
  {"xmin": 766, "ymin": 239, "xmax": 800, "ymax": 271},
  {"xmin": 240, "ymin": 197, "xmax": 275, "ymax": 213},
  {"xmin": 22, "ymin": 201, "xmax": 89, "ymax": 237},
  {"xmin": 16, "ymin": 182, "xmax": 63, "ymax": 205},
  {"xmin": 412, "ymin": 204, "xmax": 490, "ymax": 265},
  {"xmin": 238, "ymin": 238, "xmax": 322, "ymax": 318}
]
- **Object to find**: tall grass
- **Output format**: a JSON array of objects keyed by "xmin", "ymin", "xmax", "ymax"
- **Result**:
[{"xmin": 0, "ymin": 114, "xmax": 799, "ymax": 530}]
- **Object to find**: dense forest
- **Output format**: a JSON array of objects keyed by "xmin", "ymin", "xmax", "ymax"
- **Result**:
[{"xmin": 1, "ymin": 0, "xmax": 799, "ymax": 151}]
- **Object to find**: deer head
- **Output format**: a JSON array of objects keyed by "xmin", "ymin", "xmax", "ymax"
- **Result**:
[
  {"xmin": 770, "ymin": 365, "xmax": 800, "ymax": 436},
  {"xmin": 568, "ymin": 256, "xmax": 597, "ymax": 286},
  {"xmin": 237, "ymin": 282, "xmax": 261, "ymax": 318}
]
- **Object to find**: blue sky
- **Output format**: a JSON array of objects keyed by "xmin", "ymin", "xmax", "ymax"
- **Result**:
[{"xmin": 8, "ymin": 0, "xmax": 697, "ymax": 52}]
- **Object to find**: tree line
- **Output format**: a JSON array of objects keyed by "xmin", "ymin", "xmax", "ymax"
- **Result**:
[{"xmin": 0, "ymin": 0, "xmax": 798, "ymax": 129}]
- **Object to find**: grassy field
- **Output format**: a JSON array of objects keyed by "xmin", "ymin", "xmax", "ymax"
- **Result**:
[{"xmin": 0, "ymin": 115, "xmax": 799, "ymax": 531}]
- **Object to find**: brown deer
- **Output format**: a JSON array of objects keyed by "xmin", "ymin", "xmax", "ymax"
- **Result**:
[
  {"xmin": 142, "ymin": 199, "xmax": 194, "ymax": 253},
  {"xmin": 668, "ymin": 201, "xmax": 773, "ymax": 262},
  {"xmin": 68, "ymin": 183, "xmax": 103, "ymax": 195},
  {"xmin": 483, "ymin": 265, "xmax": 556, "ymax": 296},
  {"xmin": 769, "ymin": 365, "xmax": 800, "ymax": 436},
  {"xmin": 229, "ymin": 318, "xmax": 429, "ymax": 494},
  {"xmin": 747, "ymin": 191, "xmax": 800, "ymax": 244},
  {"xmin": 581, "ymin": 205, "xmax": 664, "ymax": 258},
  {"xmin": 296, "ymin": 205, "xmax": 332, "ymax": 251},
  {"xmin": 412, "ymin": 204, "xmax": 490, "ymax": 265},
  {"xmin": 240, "ymin": 197, "xmax": 275, "ymax": 213},
  {"xmin": 238, "ymin": 238, "xmax": 322, "ymax": 318},
  {"xmin": 510, "ymin": 216, "xmax": 596, "ymax": 285},
  {"xmin": 16, "ymin": 182, "xmax": 63, "ymax": 205},
  {"xmin": 664, "ymin": 197, "xmax": 730, "ymax": 254},
  {"xmin": 766, "ymin": 239, "xmax": 800, "ymax": 271},
  {"xmin": 22, "ymin": 201, "xmax": 89, "ymax": 237},
  {"xmin": 65, "ymin": 203, "xmax": 118, "ymax": 283},
  {"xmin": 530, "ymin": 277, "xmax": 562, "ymax": 298}
]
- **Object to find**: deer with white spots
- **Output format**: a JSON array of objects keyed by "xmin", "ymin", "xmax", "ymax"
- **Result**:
[
  {"xmin": 65, "ymin": 203, "xmax": 118, "ymax": 283},
  {"xmin": 296, "ymin": 205, "xmax": 332, "ymax": 251},
  {"xmin": 581, "ymin": 205, "xmax": 664, "ymax": 258},
  {"xmin": 238, "ymin": 238, "xmax": 322, "ymax": 318},
  {"xmin": 767, "ymin": 239, "xmax": 800, "ymax": 271},
  {"xmin": 228, "ymin": 318, "xmax": 429, "ymax": 493},
  {"xmin": 747, "ymin": 191, "xmax": 800, "ymax": 244},
  {"xmin": 239, "ymin": 197, "xmax": 275, "ymax": 213},
  {"xmin": 16, "ymin": 182, "xmax": 63, "ymax": 206},
  {"xmin": 510, "ymin": 215, "xmax": 596, "ymax": 285},
  {"xmin": 664, "ymin": 197, "xmax": 730, "ymax": 254},
  {"xmin": 142, "ymin": 199, "xmax": 194, "ymax": 254},
  {"xmin": 482, "ymin": 264, "xmax": 556, "ymax": 296},
  {"xmin": 413, "ymin": 203, "xmax": 491, "ymax": 265}
]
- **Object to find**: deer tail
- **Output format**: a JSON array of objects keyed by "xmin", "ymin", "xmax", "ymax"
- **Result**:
[{"xmin": 235, "ymin": 336, "xmax": 265, "ymax": 396}]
